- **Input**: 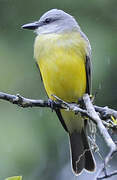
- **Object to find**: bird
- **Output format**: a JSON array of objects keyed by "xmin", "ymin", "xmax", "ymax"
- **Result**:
[{"xmin": 22, "ymin": 9, "xmax": 95, "ymax": 175}]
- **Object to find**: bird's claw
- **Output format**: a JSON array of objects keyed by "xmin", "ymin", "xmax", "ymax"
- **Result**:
[{"xmin": 48, "ymin": 99, "xmax": 55, "ymax": 112}]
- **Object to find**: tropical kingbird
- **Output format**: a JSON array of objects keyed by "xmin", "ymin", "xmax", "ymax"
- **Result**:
[{"xmin": 22, "ymin": 9, "xmax": 95, "ymax": 175}]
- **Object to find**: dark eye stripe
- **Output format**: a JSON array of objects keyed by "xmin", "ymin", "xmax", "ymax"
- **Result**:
[{"xmin": 45, "ymin": 18, "xmax": 52, "ymax": 23}]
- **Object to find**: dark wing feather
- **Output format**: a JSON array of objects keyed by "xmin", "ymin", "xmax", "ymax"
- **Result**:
[
  {"xmin": 55, "ymin": 109, "xmax": 68, "ymax": 132},
  {"xmin": 85, "ymin": 55, "xmax": 92, "ymax": 95},
  {"xmin": 35, "ymin": 61, "xmax": 43, "ymax": 81}
]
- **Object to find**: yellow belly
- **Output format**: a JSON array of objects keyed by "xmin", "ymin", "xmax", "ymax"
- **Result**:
[{"xmin": 39, "ymin": 52, "xmax": 86, "ymax": 102}]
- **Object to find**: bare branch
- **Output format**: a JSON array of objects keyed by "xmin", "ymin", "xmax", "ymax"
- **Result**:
[
  {"xmin": 0, "ymin": 92, "xmax": 98, "ymax": 119},
  {"xmin": 0, "ymin": 91, "xmax": 117, "ymax": 122}
]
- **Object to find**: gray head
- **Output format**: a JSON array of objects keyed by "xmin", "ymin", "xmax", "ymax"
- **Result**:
[{"xmin": 22, "ymin": 9, "xmax": 80, "ymax": 34}]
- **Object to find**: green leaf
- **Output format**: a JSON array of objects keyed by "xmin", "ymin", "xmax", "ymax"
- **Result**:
[{"xmin": 5, "ymin": 176, "xmax": 22, "ymax": 180}]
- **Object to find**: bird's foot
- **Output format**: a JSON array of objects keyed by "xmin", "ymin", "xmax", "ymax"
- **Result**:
[{"xmin": 48, "ymin": 99, "xmax": 55, "ymax": 112}]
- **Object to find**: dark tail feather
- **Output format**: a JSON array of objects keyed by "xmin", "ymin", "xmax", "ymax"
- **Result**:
[
  {"xmin": 69, "ymin": 131, "xmax": 85, "ymax": 174},
  {"xmin": 69, "ymin": 130, "xmax": 95, "ymax": 175},
  {"xmin": 81, "ymin": 130, "xmax": 95, "ymax": 171}
]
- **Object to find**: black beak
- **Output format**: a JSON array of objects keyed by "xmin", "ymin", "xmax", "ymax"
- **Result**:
[{"xmin": 22, "ymin": 21, "xmax": 39, "ymax": 30}]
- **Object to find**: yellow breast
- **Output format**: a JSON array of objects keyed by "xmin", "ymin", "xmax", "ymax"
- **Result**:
[{"xmin": 34, "ymin": 32, "xmax": 88, "ymax": 102}]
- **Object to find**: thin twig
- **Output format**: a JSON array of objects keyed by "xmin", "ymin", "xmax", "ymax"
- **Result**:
[
  {"xmin": 0, "ymin": 92, "xmax": 61, "ymax": 108},
  {"xmin": 97, "ymin": 170, "xmax": 117, "ymax": 179},
  {"xmin": 95, "ymin": 105, "xmax": 117, "ymax": 119}
]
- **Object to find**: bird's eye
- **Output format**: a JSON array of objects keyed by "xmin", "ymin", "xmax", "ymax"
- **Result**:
[{"xmin": 45, "ymin": 18, "xmax": 52, "ymax": 24}]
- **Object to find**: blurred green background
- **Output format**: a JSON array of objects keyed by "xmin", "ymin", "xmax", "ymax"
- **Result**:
[{"xmin": 0, "ymin": 0, "xmax": 117, "ymax": 179}]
